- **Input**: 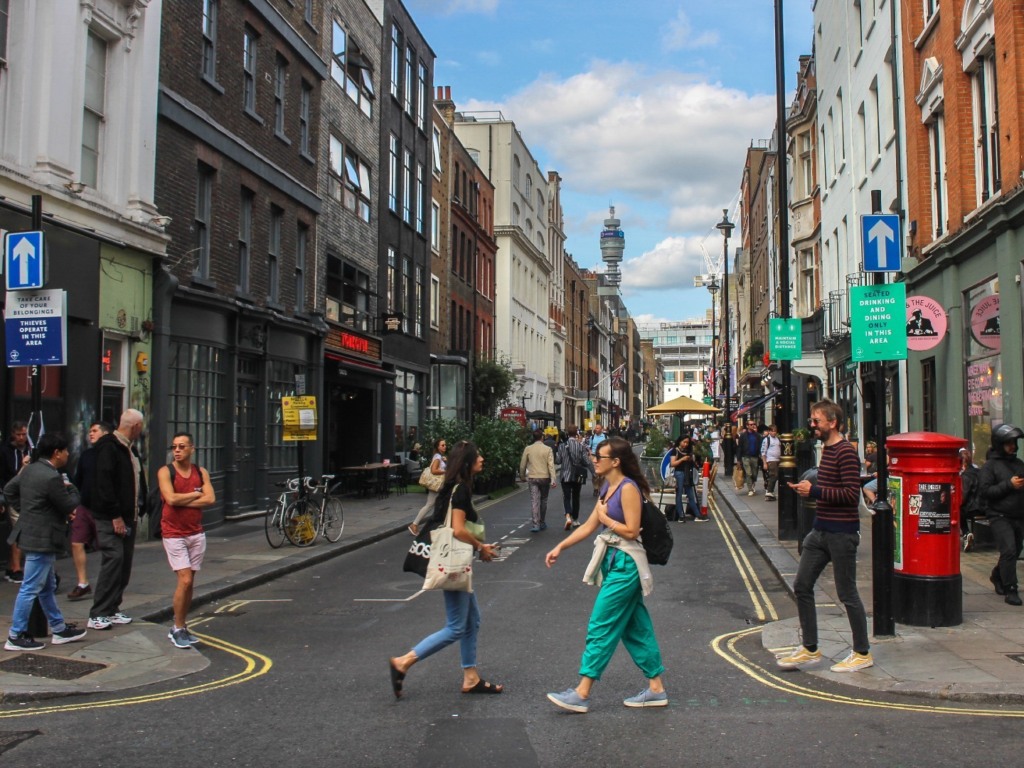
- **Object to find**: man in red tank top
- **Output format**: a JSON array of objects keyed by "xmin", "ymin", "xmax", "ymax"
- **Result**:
[{"xmin": 157, "ymin": 432, "xmax": 215, "ymax": 649}]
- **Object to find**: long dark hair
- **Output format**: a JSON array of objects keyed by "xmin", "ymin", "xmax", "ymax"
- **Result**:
[
  {"xmin": 603, "ymin": 437, "xmax": 650, "ymax": 497},
  {"xmin": 443, "ymin": 440, "xmax": 480, "ymax": 487}
]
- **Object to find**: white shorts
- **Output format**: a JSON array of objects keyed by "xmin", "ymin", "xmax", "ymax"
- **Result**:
[{"xmin": 162, "ymin": 533, "xmax": 207, "ymax": 572}]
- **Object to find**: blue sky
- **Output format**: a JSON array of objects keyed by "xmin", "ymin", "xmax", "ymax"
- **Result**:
[{"xmin": 409, "ymin": 0, "xmax": 815, "ymax": 325}]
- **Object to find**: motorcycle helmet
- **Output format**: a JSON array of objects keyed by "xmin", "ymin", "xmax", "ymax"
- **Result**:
[{"xmin": 991, "ymin": 423, "xmax": 1024, "ymax": 446}]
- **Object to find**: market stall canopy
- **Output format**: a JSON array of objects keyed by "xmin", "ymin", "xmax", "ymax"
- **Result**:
[{"xmin": 647, "ymin": 395, "xmax": 721, "ymax": 414}]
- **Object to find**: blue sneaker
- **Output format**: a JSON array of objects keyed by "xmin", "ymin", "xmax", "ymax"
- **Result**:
[
  {"xmin": 547, "ymin": 688, "xmax": 589, "ymax": 713},
  {"xmin": 530, "ymin": 526, "xmax": 541, "ymax": 533},
  {"xmin": 623, "ymin": 688, "xmax": 668, "ymax": 708}
]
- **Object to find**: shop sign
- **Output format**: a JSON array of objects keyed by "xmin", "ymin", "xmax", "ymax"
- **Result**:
[
  {"xmin": 969, "ymin": 294, "xmax": 1000, "ymax": 350},
  {"xmin": 325, "ymin": 327, "xmax": 381, "ymax": 362},
  {"xmin": 381, "ymin": 312, "xmax": 403, "ymax": 333},
  {"xmin": 282, "ymin": 395, "xmax": 318, "ymax": 442},
  {"xmin": 851, "ymin": 283, "xmax": 907, "ymax": 362},
  {"xmin": 905, "ymin": 295, "xmax": 946, "ymax": 351}
]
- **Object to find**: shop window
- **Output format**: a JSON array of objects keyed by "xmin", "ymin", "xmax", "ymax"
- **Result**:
[
  {"xmin": 167, "ymin": 341, "xmax": 225, "ymax": 472},
  {"xmin": 965, "ymin": 277, "xmax": 1001, "ymax": 452},
  {"xmin": 267, "ymin": 360, "xmax": 302, "ymax": 468}
]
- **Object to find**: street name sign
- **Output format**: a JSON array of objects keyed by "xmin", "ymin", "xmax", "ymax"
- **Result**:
[
  {"xmin": 769, "ymin": 318, "xmax": 802, "ymax": 360},
  {"xmin": 4, "ymin": 289, "xmax": 67, "ymax": 366},
  {"xmin": 861, "ymin": 214, "xmax": 902, "ymax": 273},
  {"xmin": 4, "ymin": 231, "xmax": 46, "ymax": 290},
  {"xmin": 851, "ymin": 283, "xmax": 907, "ymax": 362}
]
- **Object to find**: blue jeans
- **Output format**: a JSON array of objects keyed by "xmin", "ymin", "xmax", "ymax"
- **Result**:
[
  {"xmin": 9, "ymin": 552, "xmax": 68, "ymax": 637},
  {"xmin": 674, "ymin": 471, "xmax": 698, "ymax": 519},
  {"xmin": 412, "ymin": 590, "xmax": 481, "ymax": 668},
  {"xmin": 794, "ymin": 529, "xmax": 869, "ymax": 654}
]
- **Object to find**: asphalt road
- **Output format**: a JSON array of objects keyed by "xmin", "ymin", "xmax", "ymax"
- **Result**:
[{"xmin": 3, "ymin": 489, "xmax": 1024, "ymax": 767}]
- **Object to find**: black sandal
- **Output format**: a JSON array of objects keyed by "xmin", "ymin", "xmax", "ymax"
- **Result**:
[
  {"xmin": 389, "ymin": 660, "xmax": 406, "ymax": 699},
  {"xmin": 462, "ymin": 679, "xmax": 503, "ymax": 694}
]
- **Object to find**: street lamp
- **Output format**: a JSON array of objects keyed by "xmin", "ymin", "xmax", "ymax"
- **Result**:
[
  {"xmin": 706, "ymin": 276, "xmax": 719, "ymax": 406},
  {"xmin": 715, "ymin": 209, "xmax": 734, "ymax": 427}
]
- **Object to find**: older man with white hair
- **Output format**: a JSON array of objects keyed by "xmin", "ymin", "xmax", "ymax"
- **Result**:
[{"xmin": 88, "ymin": 409, "xmax": 146, "ymax": 630}]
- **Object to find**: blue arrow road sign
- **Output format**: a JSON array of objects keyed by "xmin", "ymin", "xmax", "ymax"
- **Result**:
[
  {"xmin": 4, "ymin": 231, "xmax": 46, "ymax": 290},
  {"xmin": 861, "ymin": 214, "xmax": 902, "ymax": 272}
]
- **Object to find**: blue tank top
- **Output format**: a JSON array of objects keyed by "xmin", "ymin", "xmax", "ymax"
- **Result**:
[{"xmin": 600, "ymin": 477, "xmax": 638, "ymax": 527}]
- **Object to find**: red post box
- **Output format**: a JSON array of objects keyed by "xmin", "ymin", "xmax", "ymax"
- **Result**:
[{"xmin": 887, "ymin": 431, "xmax": 966, "ymax": 627}]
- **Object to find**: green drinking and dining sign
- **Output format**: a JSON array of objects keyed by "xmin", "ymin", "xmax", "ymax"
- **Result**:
[{"xmin": 851, "ymin": 283, "xmax": 908, "ymax": 362}]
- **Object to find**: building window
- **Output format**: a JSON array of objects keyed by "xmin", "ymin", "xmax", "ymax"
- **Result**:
[
  {"xmin": 274, "ymin": 55, "xmax": 287, "ymax": 137},
  {"xmin": 402, "ymin": 148, "xmax": 412, "ymax": 224},
  {"xmin": 415, "ymin": 265, "xmax": 424, "ymax": 338},
  {"xmin": 267, "ymin": 360, "xmax": 300, "ymax": 468},
  {"xmin": 201, "ymin": 0, "xmax": 218, "ymax": 81},
  {"xmin": 268, "ymin": 205, "xmax": 282, "ymax": 304},
  {"xmin": 329, "ymin": 135, "xmax": 371, "ymax": 222},
  {"xmin": 331, "ymin": 20, "xmax": 374, "ymax": 118},
  {"xmin": 326, "ymin": 256, "xmax": 370, "ymax": 331},
  {"xmin": 923, "ymin": 0, "xmax": 937, "ymax": 22},
  {"xmin": 870, "ymin": 77, "xmax": 882, "ymax": 160},
  {"xmin": 390, "ymin": 24, "xmax": 401, "ymax": 99},
  {"xmin": 387, "ymin": 246, "xmax": 397, "ymax": 311},
  {"xmin": 388, "ymin": 134, "xmax": 398, "ymax": 212},
  {"xmin": 798, "ymin": 131, "xmax": 813, "ymax": 197},
  {"xmin": 168, "ymin": 341, "xmax": 225, "ymax": 473},
  {"xmin": 416, "ymin": 163, "xmax": 425, "ymax": 234},
  {"xmin": 243, "ymin": 26, "xmax": 258, "ymax": 114},
  {"xmin": 432, "ymin": 126, "xmax": 442, "ymax": 175},
  {"xmin": 512, "ymin": 203, "xmax": 520, "ymax": 226},
  {"xmin": 238, "ymin": 188, "xmax": 253, "ymax": 293},
  {"xmin": 0, "ymin": 0, "xmax": 9, "ymax": 65},
  {"xmin": 194, "ymin": 164, "xmax": 214, "ymax": 279},
  {"xmin": 929, "ymin": 115, "xmax": 947, "ymax": 238},
  {"xmin": 304, "ymin": 0, "xmax": 313, "ymax": 25},
  {"xmin": 417, "ymin": 61, "xmax": 427, "ymax": 131},
  {"xmin": 525, "ymin": 174, "xmax": 532, "ymax": 199},
  {"xmin": 403, "ymin": 257, "xmax": 412, "ymax": 333},
  {"xmin": 921, "ymin": 357, "xmax": 936, "ymax": 433},
  {"xmin": 404, "ymin": 45, "xmax": 413, "ymax": 116},
  {"xmin": 295, "ymin": 224, "xmax": 307, "ymax": 310},
  {"xmin": 430, "ymin": 274, "xmax": 440, "ymax": 328},
  {"xmin": 972, "ymin": 48, "xmax": 1001, "ymax": 204},
  {"xmin": 299, "ymin": 80, "xmax": 311, "ymax": 156},
  {"xmin": 431, "ymin": 200, "xmax": 440, "ymax": 251},
  {"xmin": 81, "ymin": 31, "xmax": 107, "ymax": 188}
]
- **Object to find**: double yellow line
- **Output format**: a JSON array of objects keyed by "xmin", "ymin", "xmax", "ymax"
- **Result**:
[
  {"xmin": 0, "ymin": 625, "xmax": 271, "ymax": 719},
  {"xmin": 708, "ymin": 494, "xmax": 778, "ymax": 622}
]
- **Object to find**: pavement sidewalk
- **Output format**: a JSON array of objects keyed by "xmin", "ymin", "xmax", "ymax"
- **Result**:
[
  {"xmin": 0, "ymin": 487, "xmax": 439, "ymax": 701},
  {"xmin": 714, "ymin": 472, "xmax": 1024, "ymax": 701}
]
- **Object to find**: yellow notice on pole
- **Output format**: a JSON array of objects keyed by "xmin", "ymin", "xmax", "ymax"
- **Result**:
[{"xmin": 282, "ymin": 396, "xmax": 318, "ymax": 441}]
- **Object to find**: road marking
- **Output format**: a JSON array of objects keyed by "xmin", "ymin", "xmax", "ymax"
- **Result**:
[
  {"xmin": 215, "ymin": 599, "xmax": 292, "ymax": 613},
  {"xmin": 354, "ymin": 592, "xmax": 426, "ymax": 603},
  {"xmin": 0, "ymin": 631, "xmax": 272, "ymax": 719},
  {"xmin": 709, "ymin": 495, "xmax": 779, "ymax": 621}
]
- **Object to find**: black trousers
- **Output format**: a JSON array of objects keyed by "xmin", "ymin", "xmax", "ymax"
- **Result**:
[
  {"xmin": 561, "ymin": 481, "xmax": 583, "ymax": 520},
  {"xmin": 990, "ymin": 515, "xmax": 1024, "ymax": 591},
  {"xmin": 90, "ymin": 518, "xmax": 137, "ymax": 619}
]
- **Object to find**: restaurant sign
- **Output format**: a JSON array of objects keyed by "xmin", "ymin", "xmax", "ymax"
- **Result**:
[{"xmin": 325, "ymin": 327, "xmax": 381, "ymax": 362}]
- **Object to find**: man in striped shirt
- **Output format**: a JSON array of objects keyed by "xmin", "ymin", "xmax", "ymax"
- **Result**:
[{"xmin": 777, "ymin": 399, "xmax": 872, "ymax": 674}]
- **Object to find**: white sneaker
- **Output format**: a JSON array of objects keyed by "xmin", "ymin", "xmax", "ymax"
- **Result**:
[
  {"xmin": 108, "ymin": 612, "xmax": 133, "ymax": 625},
  {"xmin": 747, "ymin": 490, "xmax": 755, "ymax": 496},
  {"xmin": 87, "ymin": 616, "xmax": 112, "ymax": 630}
]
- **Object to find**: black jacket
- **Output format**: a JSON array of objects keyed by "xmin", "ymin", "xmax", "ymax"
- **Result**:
[
  {"xmin": 72, "ymin": 446, "xmax": 99, "ymax": 509},
  {"xmin": 977, "ymin": 447, "xmax": 1024, "ymax": 519},
  {"xmin": 0, "ymin": 440, "xmax": 28, "ymax": 488},
  {"xmin": 91, "ymin": 432, "xmax": 146, "ymax": 523}
]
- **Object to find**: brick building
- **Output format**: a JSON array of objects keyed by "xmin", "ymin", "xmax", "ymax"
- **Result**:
[
  {"xmin": 901, "ymin": 0, "xmax": 1024, "ymax": 449},
  {"xmin": 152, "ymin": 0, "xmax": 326, "ymax": 520}
]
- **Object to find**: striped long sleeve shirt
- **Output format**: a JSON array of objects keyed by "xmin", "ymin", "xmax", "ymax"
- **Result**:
[{"xmin": 811, "ymin": 440, "xmax": 862, "ymax": 533}]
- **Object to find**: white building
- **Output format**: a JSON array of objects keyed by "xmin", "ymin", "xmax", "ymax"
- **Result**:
[
  {"xmin": 454, "ymin": 112, "xmax": 553, "ymax": 412},
  {"xmin": 638, "ymin": 317, "xmax": 714, "ymax": 403}
]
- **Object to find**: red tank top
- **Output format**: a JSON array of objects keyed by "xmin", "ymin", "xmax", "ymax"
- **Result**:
[{"xmin": 161, "ymin": 465, "xmax": 205, "ymax": 538}]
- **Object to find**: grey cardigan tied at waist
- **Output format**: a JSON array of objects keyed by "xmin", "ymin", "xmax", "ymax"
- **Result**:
[{"xmin": 582, "ymin": 530, "xmax": 654, "ymax": 596}]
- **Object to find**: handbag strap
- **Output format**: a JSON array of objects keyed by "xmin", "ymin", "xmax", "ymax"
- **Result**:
[{"xmin": 443, "ymin": 483, "xmax": 460, "ymax": 528}]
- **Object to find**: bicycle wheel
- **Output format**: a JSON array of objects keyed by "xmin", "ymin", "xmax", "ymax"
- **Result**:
[
  {"xmin": 322, "ymin": 496, "xmax": 345, "ymax": 542},
  {"xmin": 283, "ymin": 498, "xmax": 320, "ymax": 547},
  {"xmin": 264, "ymin": 500, "xmax": 287, "ymax": 548}
]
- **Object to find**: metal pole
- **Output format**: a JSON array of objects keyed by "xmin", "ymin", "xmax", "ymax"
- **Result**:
[
  {"xmin": 868, "ymin": 188, "xmax": 895, "ymax": 637},
  {"xmin": 774, "ymin": 0, "xmax": 799, "ymax": 539},
  {"xmin": 710, "ymin": 284, "xmax": 717, "ymax": 406},
  {"xmin": 723, "ymin": 238, "xmax": 731, "ymax": 426},
  {"xmin": 30, "ymin": 195, "xmax": 43, "ymax": 440}
]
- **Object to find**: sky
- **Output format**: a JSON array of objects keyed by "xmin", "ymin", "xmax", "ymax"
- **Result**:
[{"xmin": 408, "ymin": 0, "xmax": 815, "ymax": 326}]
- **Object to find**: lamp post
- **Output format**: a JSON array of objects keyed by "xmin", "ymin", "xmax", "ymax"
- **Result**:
[
  {"xmin": 706, "ymin": 276, "xmax": 720, "ymax": 406},
  {"xmin": 715, "ymin": 209, "xmax": 734, "ymax": 426}
]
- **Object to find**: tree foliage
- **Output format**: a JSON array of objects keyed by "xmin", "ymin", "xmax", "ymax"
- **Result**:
[{"xmin": 472, "ymin": 356, "xmax": 517, "ymax": 418}]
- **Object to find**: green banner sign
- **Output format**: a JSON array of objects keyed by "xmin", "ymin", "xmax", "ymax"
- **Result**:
[
  {"xmin": 586, "ymin": 400, "xmax": 593, "ymax": 412},
  {"xmin": 851, "ymin": 283, "xmax": 908, "ymax": 362},
  {"xmin": 702, "ymin": 396, "xmax": 713, "ymax": 405},
  {"xmin": 769, "ymin": 318, "xmax": 802, "ymax": 361}
]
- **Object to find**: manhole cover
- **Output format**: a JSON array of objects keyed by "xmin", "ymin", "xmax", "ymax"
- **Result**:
[{"xmin": 0, "ymin": 653, "xmax": 106, "ymax": 680}]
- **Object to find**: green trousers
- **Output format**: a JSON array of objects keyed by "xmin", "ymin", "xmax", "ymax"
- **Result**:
[{"xmin": 579, "ymin": 549, "xmax": 665, "ymax": 680}]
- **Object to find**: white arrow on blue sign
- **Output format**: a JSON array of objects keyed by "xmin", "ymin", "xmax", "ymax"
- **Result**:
[
  {"xmin": 4, "ymin": 231, "xmax": 46, "ymax": 290},
  {"xmin": 861, "ymin": 214, "xmax": 902, "ymax": 273}
]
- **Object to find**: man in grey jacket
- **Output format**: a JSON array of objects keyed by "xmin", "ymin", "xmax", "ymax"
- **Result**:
[{"xmin": 4, "ymin": 433, "xmax": 88, "ymax": 651}]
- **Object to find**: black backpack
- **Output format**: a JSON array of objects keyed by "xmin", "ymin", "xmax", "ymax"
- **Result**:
[
  {"xmin": 145, "ymin": 463, "xmax": 203, "ymax": 539},
  {"xmin": 639, "ymin": 496, "xmax": 673, "ymax": 565}
]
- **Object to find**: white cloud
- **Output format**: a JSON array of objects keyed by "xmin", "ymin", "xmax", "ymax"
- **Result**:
[
  {"xmin": 459, "ymin": 62, "xmax": 774, "ymax": 240},
  {"xmin": 619, "ymin": 236, "xmax": 708, "ymax": 291},
  {"xmin": 661, "ymin": 9, "xmax": 720, "ymax": 52}
]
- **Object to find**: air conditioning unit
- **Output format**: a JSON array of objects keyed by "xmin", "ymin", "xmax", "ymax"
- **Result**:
[{"xmin": 326, "ymin": 297, "xmax": 341, "ymax": 322}]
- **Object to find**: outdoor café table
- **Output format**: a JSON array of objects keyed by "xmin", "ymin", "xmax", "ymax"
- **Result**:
[{"xmin": 339, "ymin": 462, "xmax": 390, "ymax": 497}]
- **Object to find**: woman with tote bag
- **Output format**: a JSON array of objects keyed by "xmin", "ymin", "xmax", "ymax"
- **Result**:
[{"xmin": 389, "ymin": 441, "xmax": 502, "ymax": 698}]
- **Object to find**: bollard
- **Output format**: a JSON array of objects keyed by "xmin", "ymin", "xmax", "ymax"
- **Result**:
[{"xmin": 700, "ymin": 459, "xmax": 710, "ymax": 518}]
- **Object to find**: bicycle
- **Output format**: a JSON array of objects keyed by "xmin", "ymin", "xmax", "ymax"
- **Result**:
[
  {"xmin": 283, "ymin": 475, "xmax": 345, "ymax": 547},
  {"xmin": 265, "ymin": 476, "xmax": 307, "ymax": 548}
]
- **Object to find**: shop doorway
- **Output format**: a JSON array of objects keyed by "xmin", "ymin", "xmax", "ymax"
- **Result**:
[{"xmin": 234, "ymin": 362, "xmax": 259, "ymax": 510}]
